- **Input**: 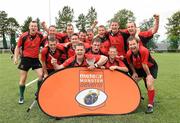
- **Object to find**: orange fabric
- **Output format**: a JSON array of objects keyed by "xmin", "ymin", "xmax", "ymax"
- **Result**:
[{"xmin": 38, "ymin": 67, "xmax": 141, "ymax": 118}]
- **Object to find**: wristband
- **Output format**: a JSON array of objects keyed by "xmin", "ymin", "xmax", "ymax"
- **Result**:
[{"xmin": 94, "ymin": 63, "xmax": 98, "ymax": 68}]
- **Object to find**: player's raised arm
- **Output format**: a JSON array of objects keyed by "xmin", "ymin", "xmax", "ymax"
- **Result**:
[{"xmin": 151, "ymin": 14, "xmax": 160, "ymax": 34}]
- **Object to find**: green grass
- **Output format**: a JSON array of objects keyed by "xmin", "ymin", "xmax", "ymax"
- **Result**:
[{"xmin": 0, "ymin": 53, "xmax": 180, "ymax": 123}]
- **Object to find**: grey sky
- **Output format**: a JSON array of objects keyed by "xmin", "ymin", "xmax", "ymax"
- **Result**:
[{"xmin": 1, "ymin": 0, "xmax": 179, "ymax": 41}]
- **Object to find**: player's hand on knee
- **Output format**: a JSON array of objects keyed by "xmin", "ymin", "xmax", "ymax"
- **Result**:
[
  {"xmin": 146, "ymin": 74, "xmax": 154, "ymax": 82},
  {"xmin": 132, "ymin": 72, "xmax": 138, "ymax": 81}
]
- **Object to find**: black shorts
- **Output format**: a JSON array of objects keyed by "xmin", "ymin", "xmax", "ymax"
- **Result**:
[
  {"xmin": 18, "ymin": 57, "xmax": 42, "ymax": 71},
  {"xmin": 47, "ymin": 69, "xmax": 55, "ymax": 75},
  {"xmin": 135, "ymin": 61, "xmax": 158, "ymax": 79}
]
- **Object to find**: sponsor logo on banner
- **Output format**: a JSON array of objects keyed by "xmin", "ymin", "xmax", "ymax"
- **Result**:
[{"xmin": 76, "ymin": 69, "xmax": 107, "ymax": 110}]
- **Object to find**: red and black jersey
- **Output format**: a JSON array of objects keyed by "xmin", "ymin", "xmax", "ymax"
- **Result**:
[
  {"xmin": 105, "ymin": 58, "xmax": 126, "ymax": 68},
  {"xmin": 85, "ymin": 38, "xmax": 92, "ymax": 45},
  {"xmin": 62, "ymin": 54, "xmax": 100, "ymax": 67},
  {"xmin": 97, "ymin": 35, "xmax": 110, "ymax": 56},
  {"xmin": 41, "ymin": 36, "xmax": 49, "ymax": 47},
  {"xmin": 138, "ymin": 30, "xmax": 153, "ymax": 47},
  {"xmin": 66, "ymin": 45, "xmax": 75, "ymax": 58},
  {"xmin": 83, "ymin": 42, "xmax": 91, "ymax": 49},
  {"xmin": 56, "ymin": 33, "xmax": 70, "ymax": 43},
  {"xmin": 17, "ymin": 31, "xmax": 43, "ymax": 58},
  {"xmin": 126, "ymin": 46, "xmax": 156, "ymax": 69},
  {"xmin": 120, "ymin": 29, "xmax": 154, "ymax": 50},
  {"xmin": 41, "ymin": 45, "xmax": 66, "ymax": 69},
  {"xmin": 107, "ymin": 31, "xmax": 127, "ymax": 57}
]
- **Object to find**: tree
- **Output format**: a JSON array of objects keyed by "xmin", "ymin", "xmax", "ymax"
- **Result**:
[
  {"xmin": 21, "ymin": 16, "xmax": 32, "ymax": 33},
  {"xmin": 109, "ymin": 9, "xmax": 135, "ymax": 29},
  {"xmin": 55, "ymin": 6, "xmax": 74, "ymax": 32},
  {"xmin": 0, "ymin": 11, "xmax": 19, "ymax": 49},
  {"xmin": 139, "ymin": 18, "xmax": 159, "ymax": 49},
  {"xmin": 75, "ymin": 13, "xmax": 87, "ymax": 32},
  {"xmin": 7, "ymin": 17, "xmax": 19, "ymax": 47},
  {"xmin": 36, "ymin": 18, "xmax": 41, "ymax": 31},
  {"xmin": 86, "ymin": 7, "xmax": 97, "ymax": 28},
  {"xmin": 0, "ymin": 11, "xmax": 8, "ymax": 48},
  {"xmin": 166, "ymin": 11, "xmax": 180, "ymax": 49}
]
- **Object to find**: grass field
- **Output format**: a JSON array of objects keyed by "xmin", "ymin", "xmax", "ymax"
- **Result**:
[{"xmin": 0, "ymin": 53, "xmax": 180, "ymax": 123}]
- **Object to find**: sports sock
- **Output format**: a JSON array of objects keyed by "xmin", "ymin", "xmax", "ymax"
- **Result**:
[
  {"xmin": 148, "ymin": 89, "xmax": 155, "ymax": 106},
  {"xmin": 19, "ymin": 85, "xmax": 25, "ymax": 98}
]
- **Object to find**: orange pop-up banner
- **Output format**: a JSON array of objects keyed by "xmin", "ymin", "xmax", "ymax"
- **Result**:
[{"xmin": 38, "ymin": 67, "xmax": 141, "ymax": 118}]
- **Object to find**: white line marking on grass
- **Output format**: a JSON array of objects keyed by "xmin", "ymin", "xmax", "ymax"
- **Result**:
[{"xmin": 26, "ymin": 78, "xmax": 38, "ymax": 87}]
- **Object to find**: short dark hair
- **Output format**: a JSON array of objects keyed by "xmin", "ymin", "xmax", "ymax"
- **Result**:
[
  {"xmin": 74, "ymin": 43, "xmax": 85, "ymax": 49},
  {"xmin": 86, "ymin": 28, "xmax": 93, "ymax": 33},
  {"xmin": 79, "ymin": 30, "xmax": 87, "ymax": 34},
  {"xmin": 110, "ymin": 21, "xmax": 119, "ymax": 25},
  {"xmin": 49, "ymin": 25, "xmax": 56, "ymax": 29},
  {"xmin": 29, "ymin": 21, "xmax": 37, "ymax": 26},
  {"xmin": 127, "ymin": 21, "xmax": 136, "ymax": 27},
  {"xmin": 98, "ymin": 25, "xmax": 106, "ymax": 29},
  {"xmin": 92, "ymin": 37, "xmax": 101, "ymax": 44},
  {"xmin": 66, "ymin": 23, "xmax": 74, "ymax": 29},
  {"xmin": 127, "ymin": 36, "xmax": 139, "ymax": 43},
  {"xmin": 109, "ymin": 46, "xmax": 117, "ymax": 50},
  {"xmin": 47, "ymin": 34, "xmax": 57, "ymax": 42},
  {"xmin": 70, "ymin": 33, "xmax": 79, "ymax": 39},
  {"xmin": 31, "ymin": 20, "xmax": 37, "ymax": 23}
]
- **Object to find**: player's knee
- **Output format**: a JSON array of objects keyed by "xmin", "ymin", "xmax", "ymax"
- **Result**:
[
  {"xmin": 147, "ymin": 81, "xmax": 154, "ymax": 90},
  {"xmin": 19, "ymin": 79, "xmax": 26, "ymax": 85}
]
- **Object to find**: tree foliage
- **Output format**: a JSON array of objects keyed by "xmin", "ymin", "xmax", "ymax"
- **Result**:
[
  {"xmin": 36, "ymin": 18, "xmax": 41, "ymax": 31},
  {"xmin": 7, "ymin": 17, "xmax": 19, "ymax": 47},
  {"xmin": 75, "ymin": 13, "xmax": 87, "ymax": 32},
  {"xmin": 0, "ymin": 11, "xmax": 8, "ymax": 48},
  {"xmin": 21, "ymin": 16, "xmax": 32, "ymax": 33},
  {"xmin": 0, "ymin": 11, "xmax": 19, "ymax": 48},
  {"xmin": 7, "ymin": 17, "xmax": 19, "ymax": 33},
  {"xmin": 110, "ymin": 9, "xmax": 135, "ymax": 29},
  {"xmin": 166, "ymin": 11, "xmax": 180, "ymax": 49},
  {"xmin": 75, "ymin": 7, "xmax": 97, "ymax": 32},
  {"xmin": 0, "ymin": 11, "xmax": 8, "ymax": 35},
  {"xmin": 55, "ymin": 6, "xmax": 74, "ymax": 32},
  {"xmin": 86, "ymin": 7, "xmax": 97, "ymax": 28}
]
